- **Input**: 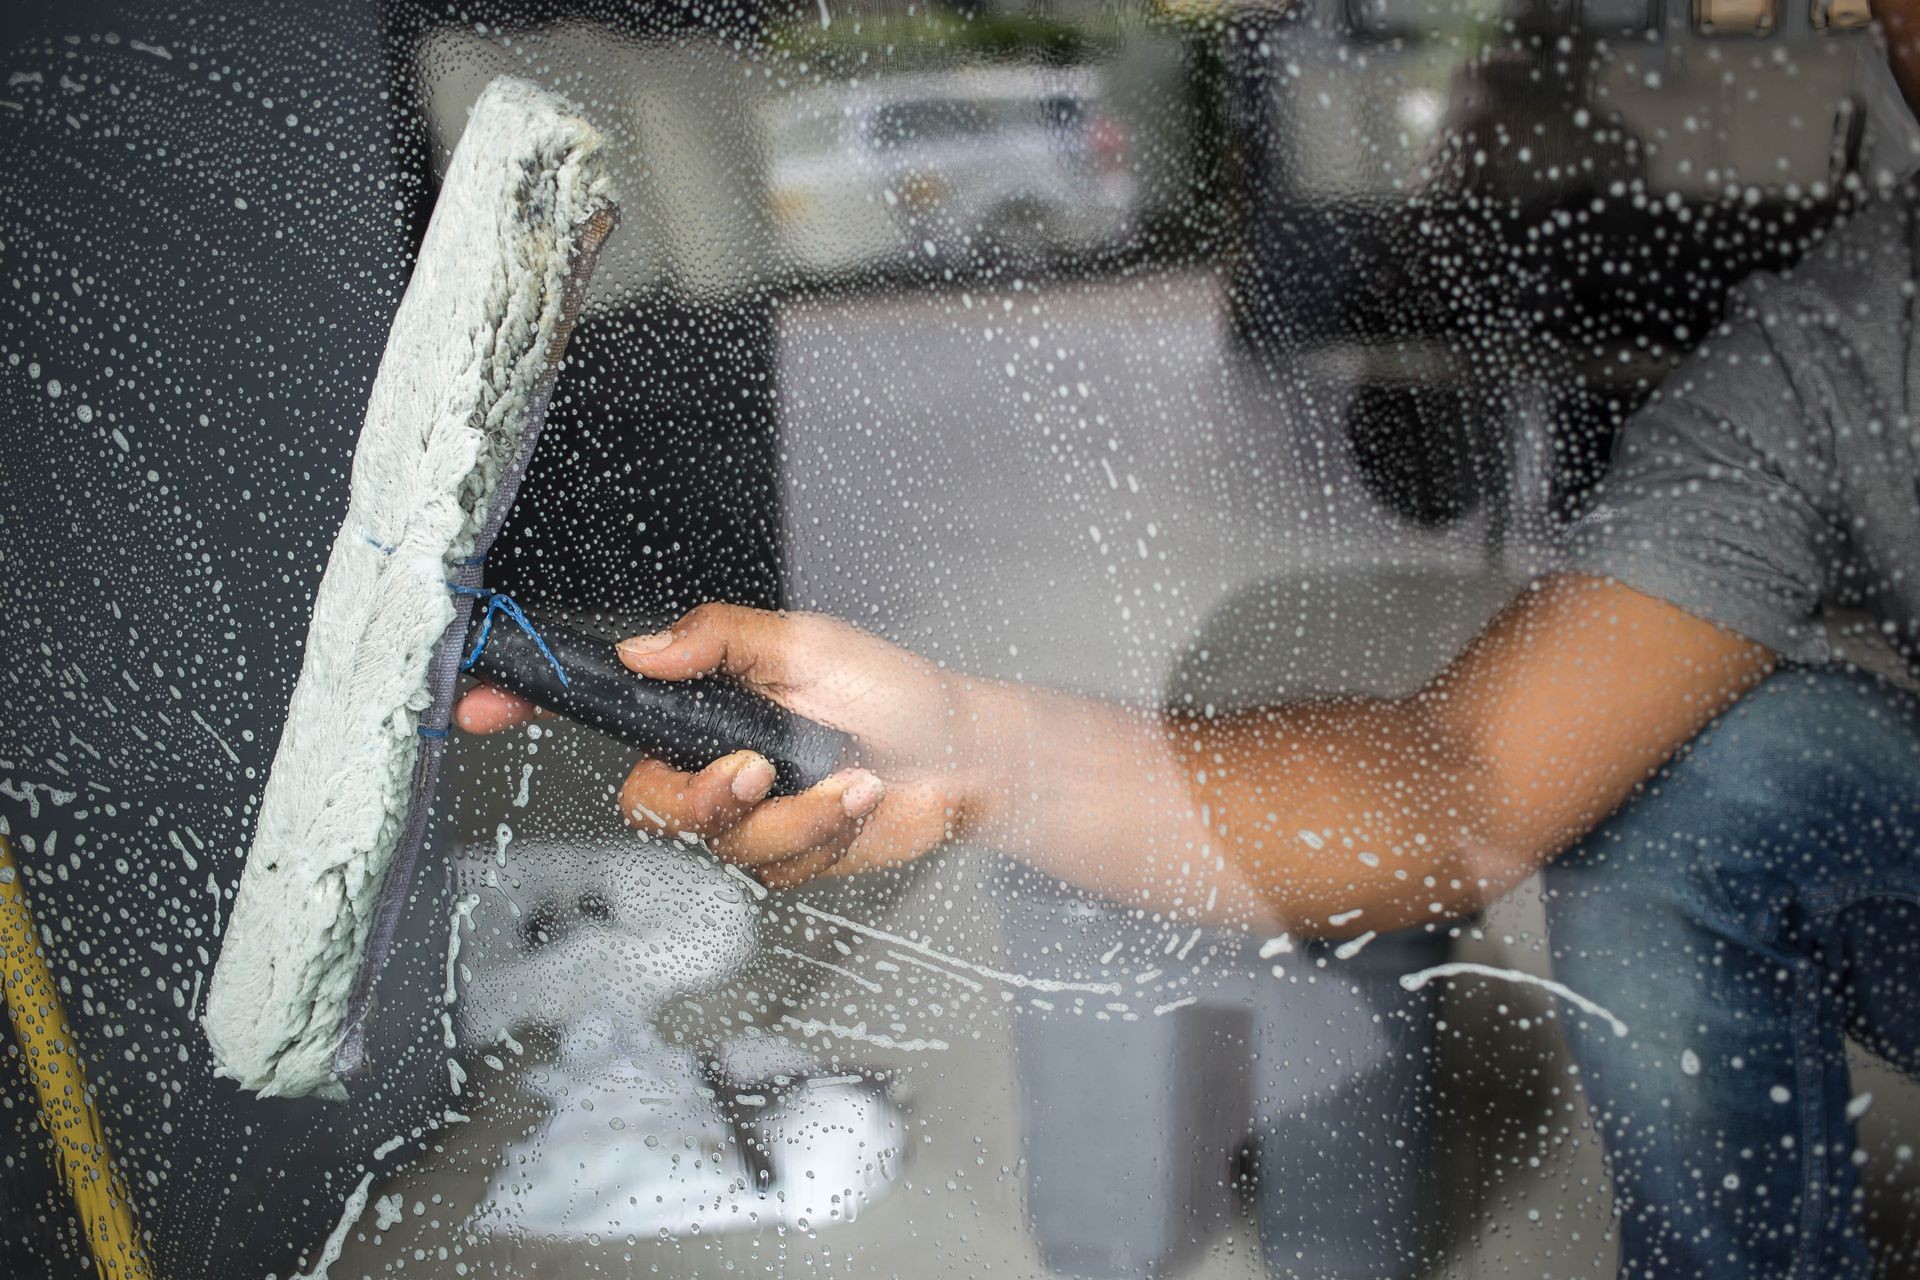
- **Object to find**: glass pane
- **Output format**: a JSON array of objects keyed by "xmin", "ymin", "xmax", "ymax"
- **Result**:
[{"xmin": 4, "ymin": 1, "xmax": 1919, "ymax": 1278}]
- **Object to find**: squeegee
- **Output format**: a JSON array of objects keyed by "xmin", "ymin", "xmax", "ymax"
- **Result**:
[{"xmin": 204, "ymin": 77, "xmax": 847, "ymax": 1099}]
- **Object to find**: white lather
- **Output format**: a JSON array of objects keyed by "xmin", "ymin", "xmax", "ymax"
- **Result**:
[{"xmin": 205, "ymin": 77, "xmax": 614, "ymax": 1098}]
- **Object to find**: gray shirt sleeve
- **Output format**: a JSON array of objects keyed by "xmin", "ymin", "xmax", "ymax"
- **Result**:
[{"xmin": 1566, "ymin": 195, "xmax": 1913, "ymax": 663}]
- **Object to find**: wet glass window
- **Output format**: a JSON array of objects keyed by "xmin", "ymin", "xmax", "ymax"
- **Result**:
[{"xmin": 4, "ymin": 1, "xmax": 1920, "ymax": 1278}]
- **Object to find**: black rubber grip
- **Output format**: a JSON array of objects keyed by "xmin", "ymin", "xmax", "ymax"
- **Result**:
[{"xmin": 462, "ymin": 607, "xmax": 850, "ymax": 796}]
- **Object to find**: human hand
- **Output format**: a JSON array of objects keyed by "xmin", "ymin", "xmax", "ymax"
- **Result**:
[{"xmin": 456, "ymin": 603, "xmax": 975, "ymax": 888}]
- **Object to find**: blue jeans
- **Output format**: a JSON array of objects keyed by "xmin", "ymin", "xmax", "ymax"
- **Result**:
[{"xmin": 1545, "ymin": 667, "xmax": 1920, "ymax": 1279}]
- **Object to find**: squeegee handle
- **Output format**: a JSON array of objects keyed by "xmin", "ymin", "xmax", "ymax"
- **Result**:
[{"xmin": 462, "ymin": 610, "xmax": 851, "ymax": 797}]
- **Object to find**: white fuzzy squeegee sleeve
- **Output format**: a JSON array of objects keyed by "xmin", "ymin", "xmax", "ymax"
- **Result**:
[{"xmin": 205, "ymin": 77, "xmax": 613, "ymax": 1098}]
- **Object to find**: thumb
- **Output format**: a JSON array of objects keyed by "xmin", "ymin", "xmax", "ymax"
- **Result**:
[
  {"xmin": 615, "ymin": 602, "xmax": 795, "ymax": 688},
  {"xmin": 614, "ymin": 629, "xmax": 679, "ymax": 671}
]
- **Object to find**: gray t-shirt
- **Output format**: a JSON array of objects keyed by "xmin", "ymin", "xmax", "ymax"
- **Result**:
[{"xmin": 1570, "ymin": 186, "xmax": 1920, "ymax": 670}]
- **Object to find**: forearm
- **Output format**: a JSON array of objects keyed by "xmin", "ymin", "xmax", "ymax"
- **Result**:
[
  {"xmin": 1180, "ymin": 695, "xmax": 1525, "ymax": 936},
  {"xmin": 954, "ymin": 676, "xmax": 1500, "ymax": 936},
  {"xmin": 947, "ymin": 576, "xmax": 1774, "ymax": 939},
  {"xmin": 954, "ymin": 676, "xmax": 1277, "ymax": 927}
]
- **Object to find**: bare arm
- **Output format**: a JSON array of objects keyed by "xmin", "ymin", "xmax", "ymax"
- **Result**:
[
  {"xmin": 957, "ymin": 573, "xmax": 1773, "ymax": 934},
  {"xmin": 458, "ymin": 574, "xmax": 1772, "ymax": 933}
]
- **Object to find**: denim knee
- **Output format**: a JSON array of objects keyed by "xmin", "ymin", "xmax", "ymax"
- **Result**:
[
  {"xmin": 1538, "ymin": 668, "xmax": 1919, "ymax": 1280},
  {"xmin": 1547, "ymin": 666, "xmax": 1920, "ymax": 946}
]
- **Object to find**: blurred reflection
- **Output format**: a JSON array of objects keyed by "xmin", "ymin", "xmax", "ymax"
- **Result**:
[
  {"xmin": 761, "ymin": 67, "xmax": 1137, "ymax": 278},
  {"xmin": 448, "ymin": 837, "xmax": 903, "ymax": 1238}
]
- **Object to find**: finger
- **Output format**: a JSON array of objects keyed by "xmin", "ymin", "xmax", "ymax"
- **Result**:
[
  {"xmin": 455, "ymin": 683, "xmax": 550, "ymax": 734},
  {"xmin": 615, "ymin": 602, "xmax": 797, "ymax": 686},
  {"xmin": 818, "ymin": 778, "xmax": 956, "ymax": 878},
  {"xmin": 756, "ymin": 777, "xmax": 950, "ymax": 889},
  {"xmin": 756, "ymin": 845, "xmax": 848, "ymax": 891},
  {"xmin": 619, "ymin": 751, "xmax": 780, "ymax": 840},
  {"xmin": 703, "ymin": 768, "xmax": 885, "ymax": 869}
]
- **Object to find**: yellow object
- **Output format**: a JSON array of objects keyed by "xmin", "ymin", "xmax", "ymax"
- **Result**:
[{"xmin": 0, "ymin": 833, "xmax": 153, "ymax": 1280}]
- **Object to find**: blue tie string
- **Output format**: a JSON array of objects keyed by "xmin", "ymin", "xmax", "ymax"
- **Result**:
[{"xmin": 449, "ymin": 584, "xmax": 570, "ymax": 688}]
